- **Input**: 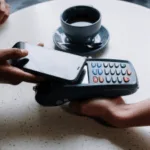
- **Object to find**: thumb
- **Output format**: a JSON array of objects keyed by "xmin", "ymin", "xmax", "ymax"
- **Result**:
[
  {"xmin": 0, "ymin": 48, "xmax": 28, "ymax": 61},
  {"xmin": 69, "ymin": 99, "xmax": 107, "ymax": 117},
  {"xmin": 69, "ymin": 97, "xmax": 124, "ymax": 118}
]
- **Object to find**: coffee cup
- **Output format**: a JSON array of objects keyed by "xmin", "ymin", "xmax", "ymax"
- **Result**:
[{"xmin": 60, "ymin": 5, "xmax": 101, "ymax": 44}]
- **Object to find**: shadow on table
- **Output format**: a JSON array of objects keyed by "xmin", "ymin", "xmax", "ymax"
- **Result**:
[
  {"xmin": 0, "ymin": 104, "xmax": 150, "ymax": 149},
  {"xmin": 54, "ymin": 42, "xmax": 109, "ymax": 58}
]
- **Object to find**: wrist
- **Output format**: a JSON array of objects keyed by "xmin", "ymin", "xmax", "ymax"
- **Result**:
[
  {"xmin": 105, "ymin": 103, "xmax": 136, "ymax": 128},
  {"xmin": 106, "ymin": 99, "xmax": 150, "ymax": 128}
]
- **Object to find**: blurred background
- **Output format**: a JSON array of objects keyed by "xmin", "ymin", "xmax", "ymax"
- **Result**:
[{"xmin": 6, "ymin": 0, "xmax": 150, "ymax": 13}]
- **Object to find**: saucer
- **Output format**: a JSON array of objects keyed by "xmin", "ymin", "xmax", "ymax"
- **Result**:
[{"xmin": 53, "ymin": 25, "xmax": 109, "ymax": 56}]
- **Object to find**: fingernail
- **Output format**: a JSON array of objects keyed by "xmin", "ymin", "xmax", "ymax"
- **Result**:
[
  {"xmin": 21, "ymin": 49, "xmax": 28, "ymax": 55},
  {"xmin": 38, "ymin": 43, "xmax": 44, "ymax": 47}
]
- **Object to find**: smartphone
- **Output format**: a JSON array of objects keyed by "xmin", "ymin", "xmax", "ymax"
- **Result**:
[{"xmin": 10, "ymin": 42, "xmax": 86, "ymax": 83}]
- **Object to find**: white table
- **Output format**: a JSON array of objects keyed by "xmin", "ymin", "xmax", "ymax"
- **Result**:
[{"xmin": 0, "ymin": 0, "xmax": 150, "ymax": 149}]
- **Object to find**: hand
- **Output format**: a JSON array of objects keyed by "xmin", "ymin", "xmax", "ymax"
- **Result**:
[
  {"xmin": 69, "ymin": 97, "xmax": 150, "ymax": 128},
  {"xmin": 70, "ymin": 97, "xmax": 127, "ymax": 128},
  {"xmin": 0, "ymin": 0, "xmax": 10, "ymax": 25},
  {"xmin": 0, "ymin": 43, "xmax": 44, "ymax": 85}
]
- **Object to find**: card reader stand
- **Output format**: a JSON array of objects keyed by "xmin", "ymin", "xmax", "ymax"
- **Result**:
[{"xmin": 34, "ymin": 58, "xmax": 139, "ymax": 106}]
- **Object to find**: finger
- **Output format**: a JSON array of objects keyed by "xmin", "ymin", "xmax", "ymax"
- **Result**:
[
  {"xmin": 0, "ymin": 65, "xmax": 44, "ymax": 84},
  {"xmin": 8, "ymin": 66, "xmax": 44, "ymax": 83},
  {"xmin": 6, "ymin": 3, "xmax": 10, "ymax": 10},
  {"xmin": 38, "ymin": 43, "xmax": 44, "ymax": 47},
  {"xmin": 0, "ymin": 13, "xmax": 8, "ymax": 24},
  {"xmin": 0, "ymin": 0, "xmax": 6, "ymax": 12},
  {"xmin": 0, "ymin": 3, "xmax": 9, "ymax": 24},
  {"xmin": 70, "ymin": 97, "xmax": 125, "ymax": 118},
  {"xmin": 69, "ymin": 98, "xmax": 120, "ymax": 118},
  {"xmin": 0, "ymin": 48, "xmax": 28, "ymax": 61},
  {"xmin": 0, "ymin": 11, "xmax": 4, "ymax": 23},
  {"xmin": 0, "ymin": 0, "xmax": 6, "ymax": 21},
  {"xmin": 69, "ymin": 100, "xmax": 106, "ymax": 117},
  {"xmin": 5, "ymin": 4, "xmax": 10, "ymax": 16}
]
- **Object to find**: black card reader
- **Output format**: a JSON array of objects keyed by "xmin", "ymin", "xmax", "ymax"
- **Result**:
[{"xmin": 34, "ymin": 58, "xmax": 139, "ymax": 106}]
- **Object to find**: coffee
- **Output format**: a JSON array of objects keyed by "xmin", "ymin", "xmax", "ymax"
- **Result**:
[
  {"xmin": 70, "ymin": 21, "xmax": 93, "ymax": 27},
  {"xmin": 66, "ymin": 16, "xmax": 96, "ymax": 27}
]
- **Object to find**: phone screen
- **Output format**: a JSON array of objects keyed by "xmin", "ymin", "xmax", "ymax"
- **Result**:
[{"xmin": 12, "ymin": 42, "xmax": 86, "ymax": 82}]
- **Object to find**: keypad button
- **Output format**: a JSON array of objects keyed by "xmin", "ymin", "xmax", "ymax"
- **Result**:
[
  {"xmin": 115, "ymin": 63, "xmax": 119, "ymax": 68},
  {"xmin": 97, "ymin": 63, "xmax": 102, "ymax": 68},
  {"xmin": 120, "ymin": 63, "xmax": 126, "ymax": 68},
  {"xmin": 116, "ymin": 69, "xmax": 120, "ymax": 75},
  {"xmin": 110, "ymin": 69, "xmax": 115, "ymax": 75},
  {"xmin": 106, "ymin": 76, "xmax": 111, "ymax": 83},
  {"xmin": 104, "ymin": 69, "xmax": 109, "ymax": 75},
  {"xmin": 112, "ymin": 76, "xmax": 116, "ymax": 83},
  {"xmin": 98, "ymin": 69, "xmax": 103, "ymax": 75},
  {"xmin": 109, "ymin": 62, "xmax": 114, "ymax": 68},
  {"xmin": 103, "ymin": 62, "xmax": 108, "ymax": 68},
  {"xmin": 92, "ymin": 69, "xmax": 97, "ymax": 75},
  {"xmin": 127, "ymin": 69, "xmax": 132, "ymax": 75},
  {"xmin": 123, "ymin": 77, "xmax": 130, "ymax": 82},
  {"xmin": 93, "ymin": 76, "xmax": 98, "ymax": 83},
  {"xmin": 117, "ymin": 76, "xmax": 122, "ymax": 83},
  {"xmin": 121, "ymin": 69, "xmax": 126, "ymax": 75},
  {"xmin": 99, "ymin": 76, "xmax": 104, "ymax": 83},
  {"xmin": 91, "ymin": 63, "xmax": 96, "ymax": 68}
]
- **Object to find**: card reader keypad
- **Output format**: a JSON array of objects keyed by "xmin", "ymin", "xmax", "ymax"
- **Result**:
[{"xmin": 89, "ymin": 60, "xmax": 134, "ymax": 85}]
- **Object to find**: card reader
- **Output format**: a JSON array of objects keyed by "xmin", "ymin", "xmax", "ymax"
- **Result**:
[{"xmin": 34, "ymin": 58, "xmax": 139, "ymax": 106}]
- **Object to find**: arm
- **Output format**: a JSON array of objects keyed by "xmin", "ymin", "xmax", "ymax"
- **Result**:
[
  {"xmin": 70, "ymin": 97, "xmax": 150, "ymax": 128},
  {"xmin": 116, "ymin": 99, "xmax": 150, "ymax": 127}
]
